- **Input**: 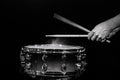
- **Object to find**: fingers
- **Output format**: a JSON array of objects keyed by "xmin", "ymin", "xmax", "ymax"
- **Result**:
[
  {"xmin": 101, "ymin": 39, "xmax": 106, "ymax": 42},
  {"xmin": 88, "ymin": 31, "xmax": 108, "ymax": 42},
  {"xmin": 91, "ymin": 34, "xmax": 98, "ymax": 41},
  {"xmin": 88, "ymin": 31, "xmax": 99, "ymax": 41},
  {"xmin": 96, "ymin": 35, "xmax": 101, "ymax": 41},
  {"xmin": 88, "ymin": 31, "xmax": 94, "ymax": 40}
]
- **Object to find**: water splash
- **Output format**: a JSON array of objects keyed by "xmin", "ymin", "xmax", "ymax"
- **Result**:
[{"xmin": 47, "ymin": 38, "xmax": 66, "ymax": 45}]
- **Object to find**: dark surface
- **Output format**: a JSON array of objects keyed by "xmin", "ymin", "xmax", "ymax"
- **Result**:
[{"xmin": 1, "ymin": 0, "xmax": 120, "ymax": 80}]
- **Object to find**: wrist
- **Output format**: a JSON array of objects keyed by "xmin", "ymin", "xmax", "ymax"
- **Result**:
[{"xmin": 108, "ymin": 14, "xmax": 120, "ymax": 29}]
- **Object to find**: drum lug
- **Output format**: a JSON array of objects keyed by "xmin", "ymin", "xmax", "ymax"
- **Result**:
[
  {"xmin": 81, "ymin": 61, "xmax": 87, "ymax": 71},
  {"xmin": 81, "ymin": 54, "xmax": 86, "ymax": 59},
  {"xmin": 75, "ymin": 61, "xmax": 87, "ymax": 71},
  {"xmin": 26, "ymin": 54, "xmax": 31, "ymax": 60},
  {"xmin": 76, "ymin": 53, "xmax": 86, "ymax": 61},
  {"xmin": 41, "ymin": 63, "xmax": 48, "ymax": 74},
  {"xmin": 75, "ymin": 63, "xmax": 81, "ymax": 70},
  {"xmin": 76, "ymin": 54, "xmax": 82, "ymax": 61},
  {"xmin": 42, "ymin": 54, "xmax": 47, "ymax": 62},
  {"xmin": 61, "ymin": 63, "xmax": 67, "ymax": 74},
  {"xmin": 26, "ymin": 62, "xmax": 31, "ymax": 69}
]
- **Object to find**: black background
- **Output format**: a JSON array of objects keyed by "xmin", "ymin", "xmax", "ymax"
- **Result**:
[{"xmin": 1, "ymin": 0, "xmax": 120, "ymax": 80}]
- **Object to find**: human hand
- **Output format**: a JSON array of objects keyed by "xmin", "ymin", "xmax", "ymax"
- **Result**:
[
  {"xmin": 88, "ymin": 20, "xmax": 120, "ymax": 42},
  {"xmin": 107, "ymin": 27, "xmax": 120, "ymax": 38}
]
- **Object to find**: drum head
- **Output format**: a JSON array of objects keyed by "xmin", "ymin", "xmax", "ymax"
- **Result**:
[
  {"xmin": 25, "ymin": 44, "xmax": 83, "ymax": 50},
  {"xmin": 23, "ymin": 44, "xmax": 84, "ymax": 54}
]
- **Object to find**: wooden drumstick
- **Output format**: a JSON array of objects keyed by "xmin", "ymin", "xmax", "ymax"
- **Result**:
[
  {"xmin": 46, "ymin": 34, "xmax": 88, "ymax": 37},
  {"xmin": 54, "ymin": 13, "xmax": 90, "ymax": 33},
  {"xmin": 53, "ymin": 13, "xmax": 111, "ymax": 43}
]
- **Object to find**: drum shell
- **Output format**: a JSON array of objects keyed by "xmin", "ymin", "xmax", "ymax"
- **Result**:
[{"xmin": 20, "ymin": 45, "xmax": 86, "ymax": 78}]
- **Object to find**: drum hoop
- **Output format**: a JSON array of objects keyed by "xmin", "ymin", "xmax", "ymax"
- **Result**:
[
  {"xmin": 22, "ymin": 47, "xmax": 85, "ymax": 54},
  {"xmin": 25, "ymin": 69, "xmax": 78, "ymax": 77}
]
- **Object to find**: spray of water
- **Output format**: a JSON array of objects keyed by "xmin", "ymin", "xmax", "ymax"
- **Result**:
[{"xmin": 47, "ymin": 38, "xmax": 66, "ymax": 45}]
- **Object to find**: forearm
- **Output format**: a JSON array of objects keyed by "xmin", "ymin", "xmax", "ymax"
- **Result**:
[{"xmin": 109, "ymin": 14, "xmax": 120, "ymax": 29}]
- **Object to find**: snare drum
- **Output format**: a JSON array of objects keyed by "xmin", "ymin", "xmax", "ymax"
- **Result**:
[{"xmin": 20, "ymin": 44, "xmax": 87, "ymax": 79}]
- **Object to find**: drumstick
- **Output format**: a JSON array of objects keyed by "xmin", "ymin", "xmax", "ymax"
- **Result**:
[
  {"xmin": 53, "ymin": 13, "xmax": 111, "ymax": 43},
  {"xmin": 46, "ymin": 34, "xmax": 88, "ymax": 37},
  {"xmin": 54, "ymin": 13, "xmax": 90, "ymax": 33},
  {"xmin": 46, "ymin": 34, "xmax": 111, "ymax": 43}
]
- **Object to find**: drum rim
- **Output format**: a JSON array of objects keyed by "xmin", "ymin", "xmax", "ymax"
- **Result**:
[
  {"xmin": 24, "ymin": 44, "xmax": 83, "ymax": 50},
  {"xmin": 22, "ymin": 47, "xmax": 85, "ymax": 54},
  {"xmin": 21, "ymin": 44, "xmax": 85, "ymax": 53},
  {"xmin": 25, "ymin": 70, "xmax": 79, "ymax": 78}
]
